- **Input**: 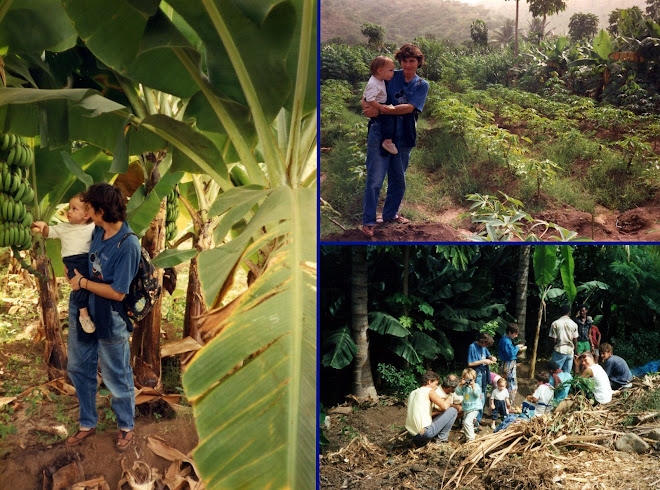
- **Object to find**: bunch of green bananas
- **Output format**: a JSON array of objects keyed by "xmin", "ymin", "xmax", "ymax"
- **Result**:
[
  {"xmin": 0, "ymin": 133, "xmax": 35, "ymax": 250},
  {"xmin": 166, "ymin": 187, "xmax": 179, "ymax": 241},
  {"xmin": 0, "ymin": 134, "xmax": 34, "ymax": 169}
]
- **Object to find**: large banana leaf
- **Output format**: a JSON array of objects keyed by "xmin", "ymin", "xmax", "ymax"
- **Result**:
[
  {"xmin": 559, "ymin": 246, "xmax": 577, "ymax": 304},
  {"xmin": 185, "ymin": 185, "xmax": 316, "ymax": 488},
  {"xmin": 321, "ymin": 326, "xmax": 357, "ymax": 370}
]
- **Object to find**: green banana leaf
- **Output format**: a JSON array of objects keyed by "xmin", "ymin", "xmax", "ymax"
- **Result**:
[
  {"xmin": 0, "ymin": 0, "xmax": 77, "ymax": 53},
  {"xmin": 186, "ymin": 184, "xmax": 316, "ymax": 488},
  {"xmin": 368, "ymin": 312, "xmax": 410, "ymax": 338},
  {"xmin": 533, "ymin": 245, "xmax": 558, "ymax": 288},
  {"xmin": 559, "ymin": 246, "xmax": 577, "ymax": 304},
  {"xmin": 321, "ymin": 326, "xmax": 357, "ymax": 369}
]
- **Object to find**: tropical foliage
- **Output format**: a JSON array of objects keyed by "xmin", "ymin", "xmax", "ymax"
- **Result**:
[
  {"xmin": 320, "ymin": 245, "xmax": 660, "ymax": 404},
  {"xmin": 0, "ymin": 1, "xmax": 316, "ymax": 487}
]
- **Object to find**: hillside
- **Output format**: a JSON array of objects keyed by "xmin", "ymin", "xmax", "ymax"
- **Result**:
[{"xmin": 321, "ymin": 0, "xmax": 647, "ymax": 45}]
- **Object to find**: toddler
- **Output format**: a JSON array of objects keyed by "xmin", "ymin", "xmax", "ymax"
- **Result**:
[
  {"xmin": 363, "ymin": 55, "xmax": 397, "ymax": 154},
  {"xmin": 455, "ymin": 368, "xmax": 482, "ymax": 442},
  {"xmin": 526, "ymin": 371, "xmax": 554, "ymax": 416},
  {"xmin": 489, "ymin": 377, "xmax": 511, "ymax": 429},
  {"xmin": 32, "ymin": 193, "xmax": 96, "ymax": 333}
]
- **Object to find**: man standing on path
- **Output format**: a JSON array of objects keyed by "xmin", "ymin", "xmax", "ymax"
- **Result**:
[
  {"xmin": 600, "ymin": 343, "xmax": 633, "ymax": 390},
  {"xmin": 405, "ymin": 371, "xmax": 458, "ymax": 446},
  {"xmin": 549, "ymin": 304, "xmax": 578, "ymax": 375}
]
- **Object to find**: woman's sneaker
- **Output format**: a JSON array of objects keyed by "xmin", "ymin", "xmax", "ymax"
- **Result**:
[{"xmin": 80, "ymin": 316, "xmax": 96, "ymax": 334}]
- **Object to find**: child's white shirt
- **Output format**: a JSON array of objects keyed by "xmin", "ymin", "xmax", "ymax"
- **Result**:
[
  {"xmin": 532, "ymin": 383, "xmax": 554, "ymax": 416},
  {"xmin": 363, "ymin": 75, "xmax": 388, "ymax": 104},
  {"xmin": 491, "ymin": 387, "xmax": 509, "ymax": 401},
  {"xmin": 48, "ymin": 222, "xmax": 95, "ymax": 257}
]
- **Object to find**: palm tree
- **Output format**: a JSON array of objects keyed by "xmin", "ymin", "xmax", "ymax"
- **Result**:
[
  {"xmin": 351, "ymin": 246, "xmax": 378, "ymax": 401},
  {"xmin": 505, "ymin": 0, "xmax": 521, "ymax": 56},
  {"xmin": 493, "ymin": 19, "xmax": 516, "ymax": 46},
  {"xmin": 515, "ymin": 246, "xmax": 531, "ymax": 358},
  {"xmin": 524, "ymin": 17, "xmax": 550, "ymax": 44}
]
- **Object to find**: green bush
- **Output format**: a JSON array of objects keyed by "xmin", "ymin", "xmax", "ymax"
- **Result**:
[
  {"xmin": 545, "ymin": 177, "xmax": 596, "ymax": 214},
  {"xmin": 611, "ymin": 330, "xmax": 660, "ymax": 368},
  {"xmin": 320, "ymin": 141, "xmax": 366, "ymax": 219},
  {"xmin": 542, "ymin": 129, "xmax": 601, "ymax": 167},
  {"xmin": 585, "ymin": 156, "xmax": 656, "ymax": 211},
  {"xmin": 377, "ymin": 363, "xmax": 419, "ymax": 401}
]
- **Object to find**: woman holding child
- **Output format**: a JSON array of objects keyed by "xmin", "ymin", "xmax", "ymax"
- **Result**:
[
  {"xmin": 360, "ymin": 43, "xmax": 430, "ymax": 237},
  {"xmin": 63, "ymin": 183, "xmax": 141, "ymax": 452}
]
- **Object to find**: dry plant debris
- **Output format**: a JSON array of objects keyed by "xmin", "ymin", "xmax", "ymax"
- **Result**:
[{"xmin": 320, "ymin": 374, "xmax": 660, "ymax": 489}]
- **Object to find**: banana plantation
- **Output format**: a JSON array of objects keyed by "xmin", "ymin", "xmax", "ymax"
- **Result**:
[
  {"xmin": 320, "ymin": 4, "xmax": 660, "ymax": 241},
  {"xmin": 0, "ymin": 1, "xmax": 316, "ymax": 488}
]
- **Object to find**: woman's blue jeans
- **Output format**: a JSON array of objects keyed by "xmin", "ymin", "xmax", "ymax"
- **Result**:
[
  {"xmin": 362, "ymin": 119, "xmax": 412, "ymax": 225},
  {"xmin": 67, "ymin": 303, "xmax": 135, "ymax": 431}
]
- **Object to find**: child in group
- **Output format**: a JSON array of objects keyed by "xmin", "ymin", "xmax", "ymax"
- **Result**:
[
  {"xmin": 548, "ymin": 360, "xmax": 572, "ymax": 404},
  {"xmin": 526, "ymin": 371, "xmax": 554, "ymax": 416},
  {"xmin": 363, "ymin": 55, "xmax": 398, "ymax": 155},
  {"xmin": 498, "ymin": 323, "xmax": 526, "ymax": 406},
  {"xmin": 32, "ymin": 193, "xmax": 96, "ymax": 333},
  {"xmin": 489, "ymin": 377, "xmax": 511, "ymax": 430},
  {"xmin": 455, "ymin": 368, "xmax": 483, "ymax": 442}
]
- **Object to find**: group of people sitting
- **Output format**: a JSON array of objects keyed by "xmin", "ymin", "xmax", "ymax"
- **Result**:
[{"xmin": 405, "ymin": 314, "xmax": 634, "ymax": 446}]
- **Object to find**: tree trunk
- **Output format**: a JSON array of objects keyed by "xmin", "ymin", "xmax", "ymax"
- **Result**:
[
  {"xmin": 183, "ymin": 255, "xmax": 207, "ymax": 345},
  {"xmin": 530, "ymin": 287, "xmax": 549, "ymax": 379},
  {"xmin": 351, "ymin": 246, "xmax": 378, "ymax": 402},
  {"xmin": 183, "ymin": 220, "xmax": 211, "ymax": 344},
  {"xmin": 131, "ymin": 203, "xmax": 166, "ymax": 389},
  {"xmin": 514, "ymin": 0, "xmax": 519, "ymax": 57},
  {"xmin": 35, "ymin": 253, "xmax": 68, "ymax": 378},
  {"xmin": 515, "ymin": 245, "xmax": 531, "ymax": 359}
]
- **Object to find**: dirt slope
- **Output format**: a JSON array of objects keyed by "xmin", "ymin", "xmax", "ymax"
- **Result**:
[{"xmin": 322, "ymin": 205, "xmax": 660, "ymax": 242}]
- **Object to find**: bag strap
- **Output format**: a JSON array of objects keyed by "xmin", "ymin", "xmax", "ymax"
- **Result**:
[{"xmin": 117, "ymin": 232, "xmax": 137, "ymax": 249}]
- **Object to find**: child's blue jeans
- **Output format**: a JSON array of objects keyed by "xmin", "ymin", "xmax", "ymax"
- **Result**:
[{"xmin": 492, "ymin": 399, "xmax": 507, "ymax": 421}]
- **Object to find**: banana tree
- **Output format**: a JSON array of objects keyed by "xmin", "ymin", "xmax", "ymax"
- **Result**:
[
  {"xmin": 530, "ymin": 245, "xmax": 576, "ymax": 378},
  {"xmin": 0, "ymin": 0, "xmax": 317, "ymax": 487}
]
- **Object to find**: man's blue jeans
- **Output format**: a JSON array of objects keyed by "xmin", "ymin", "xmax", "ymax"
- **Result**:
[
  {"xmin": 67, "ymin": 303, "xmax": 135, "ymax": 431},
  {"xmin": 411, "ymin": 407, "xmax": 458, "ymax": 444},
  {"xmin": 551, "ymin": 351, "xmax": 574, "ymax": 375},
  {"xmin": 362, "ymin": 119, "xmax": 412, "ymax": 225}
]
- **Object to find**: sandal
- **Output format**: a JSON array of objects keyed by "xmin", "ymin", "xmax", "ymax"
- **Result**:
[
  {"xmin": 116, "ymin": 430, "xmax": 134, "ymax": 452},
  {"xmin": 384, "ymin": 215, "xmax": 410, "ymax": 224},
  {"xmin": 361, "ymin": 225, "xmax": 375, "ymax": 237},
  {"xmin": 65, "ymin": 427, "xmax": 96, "ymax": 447}
]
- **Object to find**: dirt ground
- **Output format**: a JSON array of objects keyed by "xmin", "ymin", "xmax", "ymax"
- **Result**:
[
  {"xmin": 320, "ymin": 364, "xmax": 660, "ymax": 489},
  {"xmin": 0, "ymin": 333, "xmax": 200, "ymax": 489},
  {"xmin": 321, "ymin": 204, "xmax": 660, "ymax": 242}
]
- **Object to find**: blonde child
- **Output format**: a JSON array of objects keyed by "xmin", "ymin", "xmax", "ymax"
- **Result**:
[
  {"xmin": 32, "ymin": 193, "xmax": 96, "ymax": 333},
  {"xmin": 526, "ymin": 371, "xmax": 554, "ymax": 416},
  {"xmin": 489, "ymin": 377, "xmax": 511, "ymax": 429},
  {"xmin": 455, "ymin": 368, "xmax": 482, "ymax": 442},
  {"xmin": 363, "ymin": 55, "xmax": 398, "ymax": 154}
]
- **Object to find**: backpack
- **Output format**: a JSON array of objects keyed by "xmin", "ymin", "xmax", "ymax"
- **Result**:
[{"xmin": 117, "ymin": 233, "xmax": 161, "ymax": 322}]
